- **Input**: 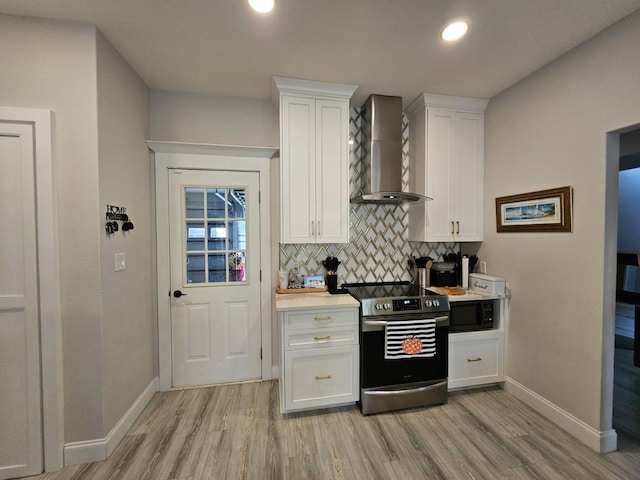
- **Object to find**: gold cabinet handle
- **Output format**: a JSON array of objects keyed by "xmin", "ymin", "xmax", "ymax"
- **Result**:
[
  {"xmin": 315, "ymin": 374, "xmax": 332, "ymax": 380},
  {"xmin": 317, "ymin": 221, "xmax": 321, "ymax": 236},
  {"xmin": 456, "ymin": 221, "xmax": 460, "ymax": 235},
  {"xmin": 314, "ymin": 316, "xmax": 332, "ymax": 321},
  {"xmin": 467, "ymin": 357, "xmax": 482, "ymax": 362},
  {"xmin": 311, "ymin": 221, "xmax": 314, "ymax": 236},
  {"xmin": 451, "ymin": 221, "xmax": 455, "ymax": 235},
  {"xmin": 314, "ymin": 335, "xmax": 331, "ymax": 341}
]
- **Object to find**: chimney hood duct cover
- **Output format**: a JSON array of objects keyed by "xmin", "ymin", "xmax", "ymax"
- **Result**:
[{"xmin": 351, "ymin": 94, "xmax": 431, "ymax": 205}]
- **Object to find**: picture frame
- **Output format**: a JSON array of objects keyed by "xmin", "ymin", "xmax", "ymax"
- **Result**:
[
  {"xmin": 495, "ymin": 186, "xmax": 573, "ymax": 233},
  {"xmin": 304, "ymin": 275, "xmax": 326, "ymax": 288}
]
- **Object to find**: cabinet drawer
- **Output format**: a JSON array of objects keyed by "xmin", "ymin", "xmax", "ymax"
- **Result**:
[
  {"xmin": 284, "ymin": 326, "xmax": 358, "ymax": 351},
  {"xmin": 448, "ymin": 332, "xmax": 504, "ymax": 389},
  {"xmin": 283, "ymin": 308, "xmax": 357, "ymax": 330},
  {"xmin": 283, "ymin": 346, "xmax": 359, "ymax": 412}
]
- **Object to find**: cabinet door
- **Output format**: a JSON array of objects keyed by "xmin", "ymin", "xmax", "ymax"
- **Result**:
[
  {"xmin": 283, "ymin": 326, "xmax": 358, "ymax": 351},
  {"xmin": 283, "ymin": 346, "xmax": 359, "ymax": 412},
  {"xmin": 284, "ymin": 308, "xmax": 357, "ymax": 330},
  {"xmin": 425, "ymin": 108, "xmax": 455, "ymax": 242},
  {"xmin": 448, "ymin": 331, "xmax": 504, "ymax": 389},
  {"xmin": 315, "ymin": 99, "xmax": 350, "ymax": 243},
  {"xmin": 280, "ymin": 96, "xmax": 316, "ymax": 243},
  {"xmin": 454, "ymin": 112, "xmax": 484, "ymax": 241}
]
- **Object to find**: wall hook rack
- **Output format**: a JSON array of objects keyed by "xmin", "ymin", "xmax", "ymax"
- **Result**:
[{"xmin": 105, "ymin": 204, "xmax": 134, "ymax": 236}]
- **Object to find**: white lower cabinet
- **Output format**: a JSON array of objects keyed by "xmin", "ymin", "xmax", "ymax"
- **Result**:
[
  {"xmin": 448, "ymin": 330, "xmax": 504, "ymax": 390},
  {"xmin": 280, "ymin": 307, "xmax": 359, "ymax": 413}
]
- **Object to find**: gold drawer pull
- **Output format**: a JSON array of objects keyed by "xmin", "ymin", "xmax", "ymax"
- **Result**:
[
  {"xmin": 315, "ymin": 374, "xmax": 332, "ymax": 380},
  {"xmin": 467, "ymin": 357, "xmax": 482, "ymax": 362},
  {"xmin": 314, "ymin": 335, "xmax": 332, "ymax": 341},
  {"xmin": 314, "ymin": 316, "xmax": 332, "ymax": 321}
]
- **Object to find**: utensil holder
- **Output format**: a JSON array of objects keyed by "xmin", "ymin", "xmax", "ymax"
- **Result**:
[{"xmin": 326, "ymin": 274, "xmax": 338, "ymax": 291}]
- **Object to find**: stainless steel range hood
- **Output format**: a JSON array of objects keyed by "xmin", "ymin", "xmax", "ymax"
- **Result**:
[{"xmin": 351, "ymin": 94, "xmax": 430, "ymax": 204}]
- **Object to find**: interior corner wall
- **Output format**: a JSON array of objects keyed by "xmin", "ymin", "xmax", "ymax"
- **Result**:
[
  {"xmin": 96, "ymin": 31, "xmax": 154, "ymax": 435},
  {"xmin": 149, "ymin": 89, "xmax": 278, "ymax": 147},
  {"xmin": 0, "ymin": 15, "xmax": 104, "ymax": 442},
  {"xmin": 480, "ymin": 8, "xmax": 640, "ymax": 436}
]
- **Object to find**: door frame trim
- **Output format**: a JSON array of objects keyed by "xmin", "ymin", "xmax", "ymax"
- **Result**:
[
  {"xmin": 1, "ymin": 106, "xmax": 63, "ymax": 471},
  {"xmin": 148, "ymin": 141, "xmax": 277, "ymax": 391}
]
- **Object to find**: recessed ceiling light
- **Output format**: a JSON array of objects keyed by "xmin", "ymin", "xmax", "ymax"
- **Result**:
[
  {"xmin": 441, "ymin": 21, "xmax": 469, "ymax": 41},
  {"xmin": 248, "ymin": 0, "xmax": 274, "ymax": 13}
]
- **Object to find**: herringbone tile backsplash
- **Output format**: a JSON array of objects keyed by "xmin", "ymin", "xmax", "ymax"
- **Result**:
[{"xmin": 280, "ymin": 108, "xmax": 458, "ymax": 285}]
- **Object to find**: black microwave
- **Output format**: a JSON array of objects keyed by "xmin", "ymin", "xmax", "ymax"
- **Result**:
[{"xmin": 449, "ymin": 299, "xmax": 494, "ymax": 332}]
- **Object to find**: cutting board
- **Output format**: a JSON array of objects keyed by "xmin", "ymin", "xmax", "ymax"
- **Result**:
[
  {"xmin": 275, "ymin": 287, "xmax": 328, "ymax": 294},
  {"xmin": 431, "ymin": 286, "xmax": 466, "ymax": 296}
]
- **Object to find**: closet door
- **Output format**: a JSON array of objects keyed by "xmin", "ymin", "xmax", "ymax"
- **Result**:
[{"xmin": 0, "ymin": 122, "xmax": 43, "ymax": 479}]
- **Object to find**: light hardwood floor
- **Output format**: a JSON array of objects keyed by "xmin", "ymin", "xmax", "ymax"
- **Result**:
[{"xmin": 25, "ymin": 380, "xmax": 640, "ymax": 480}]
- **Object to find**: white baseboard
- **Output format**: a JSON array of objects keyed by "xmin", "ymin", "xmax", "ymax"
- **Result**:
[
  {"xmin": 504, "ymin": 377, "xmax": 617, "ymax": 453},
  {"xmin": 64, "ymin": 376, "xmax": 159, "ymax": 466}
]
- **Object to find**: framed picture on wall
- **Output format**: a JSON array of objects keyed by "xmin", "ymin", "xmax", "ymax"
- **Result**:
[{"xmin": 495, "ymin": 186, "xmax": 573, "ymax": 233}]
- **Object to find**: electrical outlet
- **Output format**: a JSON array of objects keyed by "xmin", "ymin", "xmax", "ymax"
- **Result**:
[{"xmin": 115, "ymin": 252, "xmax": 126, "ymax": 271}]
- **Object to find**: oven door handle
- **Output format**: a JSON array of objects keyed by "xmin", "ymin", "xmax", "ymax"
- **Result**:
[
  {"xmin": 366, "ymin": 381, "xmax": 445, "ymax": 397},
  {"xmin": 363, "ymin": 320, "xmax": 388, "ymax": 327},
  {"xmin": 363, "ymin": 315, "xmax": 449, "ymax": 327}
]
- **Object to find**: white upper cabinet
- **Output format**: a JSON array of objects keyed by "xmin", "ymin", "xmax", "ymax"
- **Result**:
[
  {"xmin": 407, "ymin": 93, "xmax": 488, "ymax": 242},
  {"xmin": 272, "ymin": 77, "xmax": 357, "ymax": 243}
]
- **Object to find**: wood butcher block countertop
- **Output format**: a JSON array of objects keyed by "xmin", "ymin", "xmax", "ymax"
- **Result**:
[
  {"xmin": 275, "ymin": 291, "xmax": 359, "ymax": 311},
  {"xmin": 426, "ymin": 288, "xmax": 503, "ymax": 302}
]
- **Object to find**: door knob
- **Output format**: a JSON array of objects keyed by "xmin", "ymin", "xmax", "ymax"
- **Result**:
[{"xmin": 173, "ymin": 290, "xmax": 187, "ymax": 298}]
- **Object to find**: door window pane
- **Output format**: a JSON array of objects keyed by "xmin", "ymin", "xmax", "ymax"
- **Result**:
[
  {"xmin": 229, "ymin": 252, "xmax": 246, "ymax": 282},
  {"xmin": 228, "ymin": 220, "xmax": 246, "ymax": 250},
  {"xmin": 185, "ymin": 188, "xmax": 205, "ymax": 218},
  {"xmin": 184, "ymin": 186, "xmax": 248, "ymax": 285},
  {"xmin": 208, "ymin": 253, "xmax": 227, "ymax": 283},
  {"xmin": 186, "ymin": 222, "xmax": 205, "ymax": 251},
  {"xmin": 207, "ymin": 221, "xmax": 227, "ymax": 251},
  {"xmin": 207, "ymin": 188, "xmax": 226, "ymax": 219},
  {"xmin": 228, "ymin": 189, "xmax": 246, "ymax": 219},
  {"xmin": 186, "ymin": 254, "xmax": 205, "ymax": 283}
]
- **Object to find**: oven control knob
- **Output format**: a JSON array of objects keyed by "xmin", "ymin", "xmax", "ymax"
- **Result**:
[
  {"xmin": 425, "ymin": 299, "xmax": 433, "ymax": 307},
  {"xmin": 433, "ymin": 300, "xmax": 440, "ymax": 307},
  {"xmin": 386, "ymin": 303, "xmax": 391, "ymax": 310}
]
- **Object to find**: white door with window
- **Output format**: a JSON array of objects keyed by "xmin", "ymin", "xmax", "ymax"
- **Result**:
[
  {"xmin": 0, "ymin": 123, "xmax": 42, "ymax": 478},
  {"xmin": 169, "ymin": 169, "xmax": 262, "ymax": 387}
]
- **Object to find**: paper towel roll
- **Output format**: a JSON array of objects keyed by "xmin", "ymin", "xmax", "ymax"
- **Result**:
[{"xmin": 462, "ymin": 256, "xmax": 469, "ymax": 289}]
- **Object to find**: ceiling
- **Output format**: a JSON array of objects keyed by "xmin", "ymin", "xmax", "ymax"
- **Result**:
[{"xmin": 2, "ymin": 0, "xmax": 640, "ymax": 107}]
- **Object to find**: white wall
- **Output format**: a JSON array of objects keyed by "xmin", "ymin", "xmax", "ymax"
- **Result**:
[
  {"xmin": 150, "ymin": 89, "xmax": 278, "ymax": 147},
  {"xmin": 0, "ymin": 14, "xmax": 104, "ymax": 442},
  {"xmin": 96, "ymin": 32, "xmax": 153, "ymax": 435},
  {"xmin": 481, "ymin": 8, "xmax": 640, "ymax": 442},
  {"xmin": 0, "ymin": 14, "xmax": 154, "ymax": 447}
]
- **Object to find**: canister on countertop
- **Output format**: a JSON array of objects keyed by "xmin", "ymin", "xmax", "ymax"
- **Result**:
[
  {"xmin": 411, "ymin": 256, "xmax": 433, "ymax": 288},
  {"xmin": 469, "ymin": 273, "xmax": 506, "ymax": 295}
]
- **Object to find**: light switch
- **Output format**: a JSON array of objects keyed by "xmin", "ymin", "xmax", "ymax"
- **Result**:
[{"xmin": 115, "ymin": 252, "xmax": 126, "ymax": 271}]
